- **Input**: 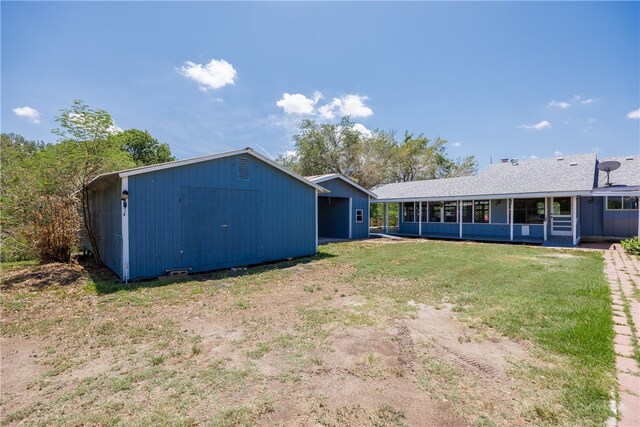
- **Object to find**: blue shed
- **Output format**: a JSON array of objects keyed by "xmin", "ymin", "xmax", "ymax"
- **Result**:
[
  {"xmin": 87, "ymin": 148, "xmax": 328, "ymax": 281},
  {"xmin": 306, "ymin": 174, "xmax": 376, "ymax": 240}
]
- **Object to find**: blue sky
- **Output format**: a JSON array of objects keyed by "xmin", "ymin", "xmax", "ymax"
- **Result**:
[{"xmin": 2, "ymin": 1, "xmax": 639, "ymax": 167}]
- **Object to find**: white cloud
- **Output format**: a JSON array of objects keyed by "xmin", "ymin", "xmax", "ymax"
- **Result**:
[
  {"xmin": 451, "ymin": 142, "xmax": 461, "ymax": 147},
  {"xmin": 627, "ymin": 108, "xmax": 640, "ymax": 120},
  {"xmin": 547, "ymin": 100, "xmax": 571, "ymax": 109},
  {"xmin": 318, "ymin": 94, "xmax": 373, "ymax": 119},
  {"xmin": 179, "ymin": 58, "xmax": 237, "ymax": 91},
  {"xmin": 276, "ymin": 92, "xmax": 320, "ymax": 115},
  {"xmin": 275, "ymin": 91, "xmax": 373, "ymax": 120},
  {"xmin": 554, "ymin": 150, "xmax": 563, "ymax": 156},
  {"xmin": 518, "ymin": 120, "xmax": 551, "ymax": 130},
  {"xmin": 352, "ymin": 123, "xmax": 372, "ymax": 137},
  {"xmin": 12, "ymin": 106, "xmax": 40, "ymax": 124},
  {"xmin": 530, "ymin": 155, "xmax": 538, "ymax": 159},
  {"xmin": 547, "ymin": 95, "xmax": 595, "ymax": 109}
]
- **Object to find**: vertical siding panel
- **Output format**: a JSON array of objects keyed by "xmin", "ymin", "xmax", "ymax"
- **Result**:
[{"xmin": 110, "ymin": 154, "xmax": 316, "ymax": 280}]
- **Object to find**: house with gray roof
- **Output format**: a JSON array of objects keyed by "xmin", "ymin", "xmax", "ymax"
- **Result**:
[{"xmin": 371, "ymin": 153, "xmax": 639, "ymax": 246}]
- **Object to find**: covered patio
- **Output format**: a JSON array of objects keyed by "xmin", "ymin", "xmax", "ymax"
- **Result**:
[{"xmin": 372, "ymin": 195, "xmax": 582, "ymax": 247}]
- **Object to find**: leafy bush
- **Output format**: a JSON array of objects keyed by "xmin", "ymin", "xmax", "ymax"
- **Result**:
[{"xmin": 621, "ymin": 236, "xmax": 640, "ymax": 255}]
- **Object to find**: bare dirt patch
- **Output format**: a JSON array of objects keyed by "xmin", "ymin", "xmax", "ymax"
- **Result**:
[
  {"xmin": 0, "ymin": 338, "xmax": 46, "ymax": 415},
  {"xmin": 407, "ymin": 303, "xmax": 530, "ymax": 380}
]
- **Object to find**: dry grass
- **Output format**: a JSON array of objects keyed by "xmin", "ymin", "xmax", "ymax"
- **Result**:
[{"xmin": 0, "ymin": 240, "xmax": 615, "ymax": 426}]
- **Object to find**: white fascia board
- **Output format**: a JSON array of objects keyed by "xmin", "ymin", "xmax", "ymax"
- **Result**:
[
  {"xmin": 98, "ymin": 148, "xmax": 328, "ymax": 193},
  {"xmin": 309, "ymin": 174, "xmax": 378, "ymax": 198},
  {"xmin": 372, "ymin": 191, "xmax": 593, "ymax": 203},
  {"xmin": 590, "ymin": 190, "xmax": 640, "ymax": 196}
]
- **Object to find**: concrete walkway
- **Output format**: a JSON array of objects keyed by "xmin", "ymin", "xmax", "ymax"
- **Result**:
[{"xmin": 604, "ymin": 246, "xmax": 640, "ymax": 427}]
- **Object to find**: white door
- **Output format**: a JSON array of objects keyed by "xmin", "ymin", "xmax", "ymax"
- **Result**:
[{"xmin": 551, "ymin": 197, "xmax": 572, "ymax": 236}]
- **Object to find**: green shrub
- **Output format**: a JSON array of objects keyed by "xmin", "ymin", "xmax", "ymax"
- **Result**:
[{"xmin": 621, "ymin": 236, "xmax": 640, "ymax": 255}]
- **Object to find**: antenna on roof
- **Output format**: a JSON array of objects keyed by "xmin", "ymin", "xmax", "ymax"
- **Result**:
[{"xmin": 597, "ymin": 160, "xmax": 621, "ymax": 187}]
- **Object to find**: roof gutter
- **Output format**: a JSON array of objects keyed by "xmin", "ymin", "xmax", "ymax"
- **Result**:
[{"xmin": 372, "ymin": 190, "xmax": 595, "ymax": 203}]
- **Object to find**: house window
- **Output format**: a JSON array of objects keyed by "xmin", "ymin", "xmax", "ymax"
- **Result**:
[
  {"xmin": 428, "ymin": 202, "xmax": 442, "ymax": 222},
  {"xmin": 444, "ymin": 201, "xmax": 458, "ymax": 223},
  {"xmin": 513, "ymin": 198, "xmax": 545, "ymax": 224},
  {"xmin": 402, "ymin": 202, "xmax": 416, "ymax": 222},
  {"xmin": 355, "ymin": 209, "xmax": 364, "ymax": 223},
  {"xmin": 474, "ymin": 200, "xmax": 490, "ymax": 223},
  {"xmin": 462, "ymin": 201, "xmax": 473, "ymax": 223},
  {"xmin": 607, "ymin": 196, "xmax": 639, "ymax": 210}
]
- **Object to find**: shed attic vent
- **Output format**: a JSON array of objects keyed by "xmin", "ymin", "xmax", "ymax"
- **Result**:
[{"xmin": 238, "ymin": 157, "xmax": 250, "ymax": 180}]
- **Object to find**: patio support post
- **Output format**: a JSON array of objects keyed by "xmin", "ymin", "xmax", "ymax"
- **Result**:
[
  {"xmin": 509, "ymin": 198, "xmax": 514, "ymax": 241},
  {"xmin": 418, "ymin": 201, "xmax": 422, "ymax": 236},
  {"xmin": 459, "ymin": 200, "xmax": 463, "ymax": 238},
  {"xmin": 571, "ymin": 196, "xmax": 577, "ymax": 246}
]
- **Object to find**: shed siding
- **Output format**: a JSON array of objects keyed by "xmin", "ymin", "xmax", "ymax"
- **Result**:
[
  {"xmin": 581, "ymin": 196, "xmax": 638, "ymax": 238},
  {"xmin": 317, "ymin": 178, "xmax": 370, "ymax": 239},
  {"xmin": 88, "ymin": 178, "xmax": 123, "ymax": 277},
  {"xmin": 127, "ymin": 154, "xmax": 316, "ymax": 280}
]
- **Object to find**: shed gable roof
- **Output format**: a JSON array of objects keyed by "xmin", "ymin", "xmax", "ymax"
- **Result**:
[
  {"xmin": 372, "ymin": 153, "xmax": 598, "ymax": 201},
  {"xmin": 305, "ymin": 173, "xmax": 377, "ymax": 198},
  {"xmin": 89, "ymin": 148, "xmax": 329, "ymax": 192}
]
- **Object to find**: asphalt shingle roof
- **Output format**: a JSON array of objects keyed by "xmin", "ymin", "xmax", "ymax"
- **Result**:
[
  {"xmin": 372, "ymin": 153, "xmax": 600, "ymax": 200},
  {"xmin": 595, "ymin": 156, "xmax": 640, "ymax": 189}
]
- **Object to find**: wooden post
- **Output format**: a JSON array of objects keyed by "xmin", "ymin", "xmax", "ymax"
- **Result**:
[
  {"xmin": 509, "ymin": 198, "xmax": 514, "ymax": 241},
  {"xmin": 459, "ymin": 200, "xmax": 463, "ymax": 238},
  {"xmin": 571, "ymin": 196, "xmax": 577, "ymax": 246},
  {"xmin": 418, "ymin": 201, "xmax": 422, "ymax": 236}
]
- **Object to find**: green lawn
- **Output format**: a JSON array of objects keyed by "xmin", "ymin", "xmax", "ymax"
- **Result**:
[
  {"xmin": 323, "ymin": 240, "xmax": 616, "ymax": 422},
  {"xmin": 0, "ymin": 240, "xmax": 615, "ymax": 426}
]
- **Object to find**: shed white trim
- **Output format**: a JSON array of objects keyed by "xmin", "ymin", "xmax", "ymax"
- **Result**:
[
  {"xmin": 315, "ymin": 189, "xmax": 318, "ymax": 252},
  {"xmin": 90, "ymin": 148, "xmax": 329, "ymax": 193},
  {"xmin": 306, "ymin": 173, "xmax": 378, "ymax": 198},
  {"xmin": 121, "ymin": 176, "xmax": 130, "ymax": 282}
]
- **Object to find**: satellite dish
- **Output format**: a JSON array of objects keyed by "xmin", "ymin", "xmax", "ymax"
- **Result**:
[{"xmin": 597, "ymin": 160, "xmax": 621, "ymax": 187}]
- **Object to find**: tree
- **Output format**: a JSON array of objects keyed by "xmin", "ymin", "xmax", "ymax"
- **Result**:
[
  {"xmin": 52, "ymin": 100, "xmax": 134, "ymax": 263},
  {"xmin": 436, "ymin": 156, "xmax": 478, "ymax": 178},
  {"xmin": 110, "ymin": 129, "xmax": 175, "ymax": 166},
  {"xmin": 1, "ymin": 134, "xmax": 47, "ymax": 261},
  {"xmin": 291, "ymin": 117, "xmax": 364, "ymax": 177},
  {"xmin": 279, "ymin": 117, "xmax": 478, "ymax": 191},
  {"xmin": 389, "ymin": 132, "xmax": 448, "ymax": 182}
]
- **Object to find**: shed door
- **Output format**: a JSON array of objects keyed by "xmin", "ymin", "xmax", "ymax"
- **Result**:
[{"xmin": 180, "ymin": 187, "xmax": 262, "ymax": 270}]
